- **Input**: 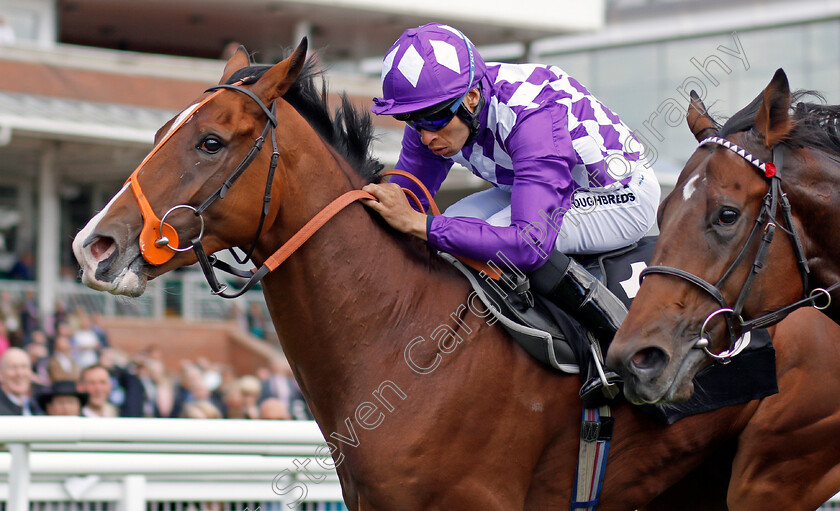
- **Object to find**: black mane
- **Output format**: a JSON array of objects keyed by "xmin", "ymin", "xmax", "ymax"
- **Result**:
[
  {"xmin": 717, "ymin": 89, "xmax": 840, "ymax": 155},
  {"xmin": 226, "ymin": 58, "xmax": 383, "ymax": 182}
]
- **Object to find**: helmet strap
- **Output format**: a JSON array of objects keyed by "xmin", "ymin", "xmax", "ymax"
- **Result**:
[{"xmin": 457, "ymin": 88, "xmax": 485, "ymax": 146}]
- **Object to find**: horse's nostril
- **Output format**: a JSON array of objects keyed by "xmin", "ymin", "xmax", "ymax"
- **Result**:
[
  {"xmin": 630, "ymin": 347, "xmax": 669, "ymax": 372},
  {"xmin": 89, "ymin": 236, "xmax": 115, "ymax": 261}
]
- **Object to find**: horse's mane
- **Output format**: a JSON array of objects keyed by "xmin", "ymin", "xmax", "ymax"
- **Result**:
[
  {"xmin": 227, "ymin": 56, "xmax": 448, "ymax": 270},
  {"xmin": 717, "ymin": 89, "xmax": 840, "ymax": 156},
  {"xmin": 226, "ymin": 57, "xmax": 384, "ymax": 182}
]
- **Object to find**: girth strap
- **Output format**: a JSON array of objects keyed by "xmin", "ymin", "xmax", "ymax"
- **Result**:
[{"xmin": 571, "ymin": 405, "xmax": 613, "ymax": 510}]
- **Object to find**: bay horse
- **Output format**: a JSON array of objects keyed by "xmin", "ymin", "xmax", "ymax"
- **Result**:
[
  {"xmin": 72, "ymin": 44, "xmax": 840, "ymax": 509},
  {"xmin": 607, "ymin": 69, "xmax": 840, "ymax": 406}
]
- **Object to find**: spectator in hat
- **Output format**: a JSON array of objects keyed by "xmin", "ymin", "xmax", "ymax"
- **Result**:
[
  {"xmin": 38, "ymin": 380, "xmax": 88, "ymax": 416},
  {"xmin": 238, "ymin": 375, "xmax": 262, "ymax": 420}
]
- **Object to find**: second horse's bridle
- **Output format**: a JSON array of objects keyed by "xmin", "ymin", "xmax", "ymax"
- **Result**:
[{"xmin": 640, "ymin": 137, "xmax": 834, "ymax": 362}]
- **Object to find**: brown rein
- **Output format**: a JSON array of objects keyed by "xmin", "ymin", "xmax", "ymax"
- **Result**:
[
  {"xmin": 260, "ymin": 169, "xmax": 499, "ymax": 277},
  {"xmin": 193, "ymin": 168, "xmax": 500, "ymax": 298},
  {"xmin": 263, "ymin": 188, "xmax": 375, "ymax": 271}
]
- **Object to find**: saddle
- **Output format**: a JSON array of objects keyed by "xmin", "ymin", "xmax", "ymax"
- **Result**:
[
  {"xmin": 442, "ymin": 236, "xmax": 779, "ymax": 423},
  {"xmin": 442, "ymin": 238, "xmax": 655, "ymax": 375}
]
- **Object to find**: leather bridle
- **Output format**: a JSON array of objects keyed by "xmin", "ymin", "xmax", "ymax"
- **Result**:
[
  {"xmin": 127, "ymin": 78, "xmax": 501, "ymax": 299},
  {"xmin": 640, "ymin": 137, "xmax": 834, "ymax": 362},
  {"xmin": 126, "ymin": 77, "xmax": 281, "ymax": 297}
]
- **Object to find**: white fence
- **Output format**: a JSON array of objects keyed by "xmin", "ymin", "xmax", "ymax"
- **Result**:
[
  {"xmin": 1, "ymin": 416, "xmax": 838, "ymax": 510},
  {"xmin": 1, "ymin": 272, "xmax": 270, "ymax": 324},
  {"xmin": 0, "ymin": 417, "xmax": 344, "ymax": 510}
]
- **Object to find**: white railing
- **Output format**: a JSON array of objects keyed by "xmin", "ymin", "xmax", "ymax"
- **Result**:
[
  {"xmin": 0, "ymin": 416, "xmax": 838, "ymax": 509},
  {"xmin": 2, "ymin": 271, "xmax": 271, "ymax": 324},
  {"xmin": 0, "ymin": 417, "xmax": 344, "ymax": 510}
]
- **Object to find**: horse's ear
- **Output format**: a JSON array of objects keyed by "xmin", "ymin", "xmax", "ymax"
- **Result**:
[
  {"xmin": 219, "ymin": 46, "xmax": 251, "ymax": 85},
  {"xmin": 253, "ymin": 38, "xmax": 309, "ymax": 103},
  {"xmin": 754, "ymin": 68, "xmax": 793, "ymax": 147},
  {"xmin": 686, "ymin": 90, "xmax": 717, "ymax": 142}
]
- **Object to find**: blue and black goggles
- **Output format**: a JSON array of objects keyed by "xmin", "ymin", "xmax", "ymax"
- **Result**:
[{"xmin": 393, "ymin": 97, "xmax": 462, "ymax": 132}]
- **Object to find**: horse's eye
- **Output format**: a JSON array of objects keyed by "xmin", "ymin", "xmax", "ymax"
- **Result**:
[
  {"xmin": 717, "ymin": 207, "xmax": 740, "ymax": 225},
  {"xmin": 198, "ymin": 136, "xmax": 224, "ymax": 154}
]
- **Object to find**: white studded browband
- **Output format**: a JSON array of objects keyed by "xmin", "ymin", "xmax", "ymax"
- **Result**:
[{"xmin": 699, "ymin": 136, "xmax": 777, "ymax": 177}]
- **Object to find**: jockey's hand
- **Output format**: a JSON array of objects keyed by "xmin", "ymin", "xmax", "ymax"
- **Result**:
[{"xmin": 361, "ymin": 182, "xmax": 429, "ymax": 241}]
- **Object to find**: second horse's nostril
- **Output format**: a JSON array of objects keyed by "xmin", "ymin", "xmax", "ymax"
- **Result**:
[
  {"xmin": 630, "ymin": 347, "xmax": 669, "ymax": 372},
  {"xmin": 89, "ymin": 236, "xmax": 115, "ymax": 261}
]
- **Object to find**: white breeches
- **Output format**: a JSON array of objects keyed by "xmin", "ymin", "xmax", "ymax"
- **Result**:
[{"xmin": 443, "ymin": 163, "xmax": 661, "ymax": 255}]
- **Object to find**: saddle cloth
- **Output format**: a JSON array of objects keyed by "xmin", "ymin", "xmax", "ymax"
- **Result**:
[{"xmin": 441, "ymin": 235, "xmax": 779, "ymax": 424}]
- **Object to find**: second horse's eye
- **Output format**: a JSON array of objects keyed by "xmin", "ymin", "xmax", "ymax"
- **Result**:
[
  {"xmin": 198, "ymin": 136, "xmax": 224, "ymax": 154},
  {"xmin": 718, "ymin": 207, "xmax": 740, "ymax": 225}
]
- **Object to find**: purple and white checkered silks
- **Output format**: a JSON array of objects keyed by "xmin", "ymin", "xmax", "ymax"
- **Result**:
[
  {"xmin": 450, "ymin": 62, "xmax": 642, "ymax": 191},
  {"xmin": 371, "ymin": 23, "xmax": 486, "ymax": 116},
  {"xmin": 391, "ymin": 60, "xmax": 648, "ymax": 270}
]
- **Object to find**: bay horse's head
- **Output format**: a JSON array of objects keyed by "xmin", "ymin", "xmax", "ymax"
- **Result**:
[
  {"xmin": 608, "ymin": 69, "xmax": 810, "ymax": 404},
  {"xmin": 72, "ymin": 42, "xmax": 309, "ymax": 296}
]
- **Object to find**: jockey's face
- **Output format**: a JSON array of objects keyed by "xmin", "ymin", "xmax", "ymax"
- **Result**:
[
  {"xmin": 418, "ymin": 114, "xmax": 470, "ymax": 157},
  {"xmin": 417, "ymin": 88, "xmax": 481, "ymax": 157}
]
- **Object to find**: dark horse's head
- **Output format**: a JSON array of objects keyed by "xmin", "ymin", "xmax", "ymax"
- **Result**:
[
  {"xmin": 73, "ymin": 40, "xmax": 380, "ymax": 297},
  {"xmin": 607, "ymin": 69, "xmax": 840, "ymax": 404}
]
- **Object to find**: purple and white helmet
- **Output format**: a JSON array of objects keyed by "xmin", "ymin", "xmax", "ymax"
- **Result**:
[{"xmin": 371, "ymin": 23, "xmax": 486, "ymax": 116}]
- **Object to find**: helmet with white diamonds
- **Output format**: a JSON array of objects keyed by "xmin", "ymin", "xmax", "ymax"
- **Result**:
[{"xmin": 371, "ymin": 23, "xmax": 486, "ymax": 117}]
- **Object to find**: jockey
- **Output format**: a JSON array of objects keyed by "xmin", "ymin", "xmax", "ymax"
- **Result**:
[{"xmin": 363, "ymin": 23, "xmax": 660, "ymax": 351}]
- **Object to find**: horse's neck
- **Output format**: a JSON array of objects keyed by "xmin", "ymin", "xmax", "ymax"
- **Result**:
[
  {"xmin": 252, "ymin": 115, "xmax": 465, "ymax": 418},
  {"xmin": 785, "ymin": 149, "xmax": 840, "ymax": 317},
  {"xmin": 787, "ymin": 151, "xmax": 839, "ymax": 251}
]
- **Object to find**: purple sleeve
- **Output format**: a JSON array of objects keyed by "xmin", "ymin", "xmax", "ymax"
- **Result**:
[
  {"xmin": 391, "ymin": 125, "xmax": 454, "ymax": 210},
  {"xmin": 427, "ymin": 105, "xmax": 577, "ymax": 272}
]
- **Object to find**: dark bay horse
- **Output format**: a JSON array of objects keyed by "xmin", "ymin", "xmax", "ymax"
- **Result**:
[
  {"xmin": 72, "ymin": 45, "xmax": 840, "ymax": 509},
  {"xmin": 608, "ymin": 69, "xmax": 840, "ymax": 407}
]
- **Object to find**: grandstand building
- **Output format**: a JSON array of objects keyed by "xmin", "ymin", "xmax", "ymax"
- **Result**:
[{"xmin": 0, "ymin": 0, "xmax": 837, "ymax": 323}]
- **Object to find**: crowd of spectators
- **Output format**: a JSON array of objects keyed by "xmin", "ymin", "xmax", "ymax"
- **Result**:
[{"xmin": 0, "ymin": 289, "xmax": 310, "ymax": 421}]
